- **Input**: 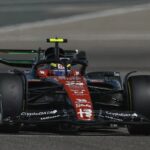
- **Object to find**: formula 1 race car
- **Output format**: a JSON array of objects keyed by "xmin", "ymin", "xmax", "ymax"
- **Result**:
[{"xmin": 0, "ymin": 38, "xmax": 150, "ymax": 135}]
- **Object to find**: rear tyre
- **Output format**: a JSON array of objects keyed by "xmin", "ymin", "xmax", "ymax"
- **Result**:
[
  {"xmin": 0, "ymin": 73, "xmax": 25, "ymax": 132},
  {"xmin": 127, "ymin": 75, "xmax": 150, "ymax": 135}
]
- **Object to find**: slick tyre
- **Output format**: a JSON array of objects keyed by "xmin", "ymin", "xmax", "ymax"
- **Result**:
[
  {"xmin": 0, "ymin": 73, "xmax": 25, "ymax": 132},
  {"xmin": 127, "ymin": 75, "xmax": 150, "ymax": 135}
]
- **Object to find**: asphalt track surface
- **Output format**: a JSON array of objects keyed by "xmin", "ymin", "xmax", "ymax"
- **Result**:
[
  {"xmin": 1, "ymin": 0, "xmax": 150, "ymax": 150},
  {"xmin": 0, "ymin": 0, "xmax": 149, "ymax": 27}
]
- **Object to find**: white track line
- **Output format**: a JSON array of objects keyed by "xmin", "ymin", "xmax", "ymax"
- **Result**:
[
  {"xmin": 1, "ymin": 33, "xmax": 150, "ymax": 41},
  {"xmin": 0, "ymin": 3, "xmax": 150, "ymax": 33}
]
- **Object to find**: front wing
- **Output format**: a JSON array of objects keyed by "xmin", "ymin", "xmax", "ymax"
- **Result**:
[{"xmin": 2, "ymin": 109, "xmax": 150, "ymax": 126}]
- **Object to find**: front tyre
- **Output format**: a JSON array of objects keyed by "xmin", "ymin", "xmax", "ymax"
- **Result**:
[
  {"xmin": 0, "ymin": 73, "xmax": 25, "ymax": 132},
  {"xmin": 127, "ymin": 75, "xmax": 150, "ymax": 135}
]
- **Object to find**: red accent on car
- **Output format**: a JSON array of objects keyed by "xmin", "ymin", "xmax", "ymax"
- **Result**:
[
  {"xmin": 57, "ymin": 76, "xmax": 94, "ymax": 121},
  {"xmin": 36, "ymin": 69, "xmax": 53, "ymax": 78}
]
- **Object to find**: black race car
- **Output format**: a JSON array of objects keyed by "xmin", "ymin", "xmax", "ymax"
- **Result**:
[{"xmin": 0, "ymin": 38, "xmax": 150, "ymax": 135}]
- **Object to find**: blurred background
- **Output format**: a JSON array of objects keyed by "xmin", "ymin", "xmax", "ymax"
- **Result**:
[{"xmin": 0, "ymin": 0, "xmax": 150, "ymax": 73}]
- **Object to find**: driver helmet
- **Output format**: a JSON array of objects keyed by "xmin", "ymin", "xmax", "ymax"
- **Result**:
[
  {"xmin": 50, "ymin": 63, "xmax": 71, "ymax": 76},
  {"xmin": 45, "ymin": 47, "xmax": 71, "ymax": 76},
  {"xmin": 45, "ymin": 47, "xmax": 65, "ymax": 60}
]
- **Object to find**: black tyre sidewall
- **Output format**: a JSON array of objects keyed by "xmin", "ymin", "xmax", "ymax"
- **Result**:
[
  {"xmin": 128, "ymin": 75, "xmax": 150, "ymax": 118},
  {"xmin": 0, "ymin": 73, "xmax": 24, "ymax": 119},
  {"xmin": 127, "ymin": 75, "xmax": 150, "ymax": 135}
]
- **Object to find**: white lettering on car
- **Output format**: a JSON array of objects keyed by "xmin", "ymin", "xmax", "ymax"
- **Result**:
[
  {"xmin": 65, "ymin": 81, "xmax": 84, "ymax": 86},
  {"xmin": 21, "ymin": 110, "xmax": 57, "ymax": 117},
  {"xmin": 77, "ymin": 109, "xmax": 92, "ymax": 119},
  {"xmin": 40, "ymin": 115, "xmax": 60, "ymax": 120},
  {"xmin": 76, "ymin": 98, "xmax": 88, "ymax": 103},
  {"xmin": 76, "ymin": 103, "xmax": 92, "ymax": 108}
]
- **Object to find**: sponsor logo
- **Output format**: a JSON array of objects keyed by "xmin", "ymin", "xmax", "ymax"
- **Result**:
[
  {"xmin": 72, "ymin": 90, "xmax": 86, "ymax": 95},
  {"xmin": 65, "ymin": 81, "xmax": 85, "ymax": 92},
  {"xmin": 58, "ymin": 64, "xmax": 65, "ymax": 69},
  {"xmin": 21, "ymin": 110, "xmax": 57, "ymax": 117},
  {"xmin": 65, "ymin": 81, "xmax": 84, "ymax": 86},
  {"xmin": 98, "ymin": 110, "xmax": 139, "ymax": 121},
  {"xmin": 76, "ymin": 98, "xmax": 88, "ymax": 103},
  {"xmin": 90, "ymin": 79, "xmax": 104, "ymax": 83},
  {"xmin": 40, "ymin": 115, "xmax": 60, "ymax": 120},
  {"xmin": 76, "ymin": 103, "xmax": 92, "ymax": 108},
  {"xmin": 66, "ymin": 77, "xmax": 81, "ymax": 81}
]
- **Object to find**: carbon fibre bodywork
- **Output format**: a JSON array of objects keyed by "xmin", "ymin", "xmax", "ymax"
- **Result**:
[{"xmin": 0, "ymin": 38, "xmax": 150, "ymax": 132}]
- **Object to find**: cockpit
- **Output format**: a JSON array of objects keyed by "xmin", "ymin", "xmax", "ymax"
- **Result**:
[{"xmin": 34, "ymin": 38, "xmax": 87, "ymax": 79}]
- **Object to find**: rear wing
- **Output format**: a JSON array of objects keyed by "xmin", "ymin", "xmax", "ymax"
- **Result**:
[
  {"xmin": 0, "ymin": 58, "xmax": 33, "ymax": 67},
  {"xmin": 0, "ymin": 49, "xmax": 79, "ymax": 68},
  {"xmin": 0, "ymin": 38, "xmax": 84, "ymax": 68},
  {"xmin": 0, "ymin": 49, "xmax": 40, "ymax": 68},
  {"xmin": 0, "ymin": 49, "xmax": 39, "ymax": 54}
]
